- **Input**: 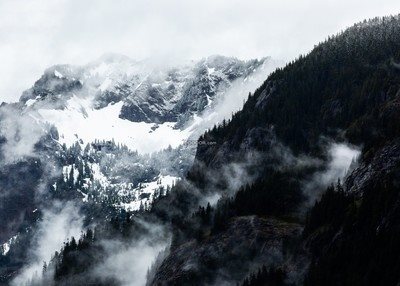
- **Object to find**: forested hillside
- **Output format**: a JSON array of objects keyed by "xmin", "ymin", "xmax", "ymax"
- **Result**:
[
  {"xmin": 154, "ymin": 15, "xmax": 400, "ymax": 285},
  {"xmin": 15, "ymin": 15, "xmax": 400, "ymax": 286}
]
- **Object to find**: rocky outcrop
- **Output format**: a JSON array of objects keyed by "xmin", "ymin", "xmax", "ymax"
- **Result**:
[{"xmin": 150, "ymin": 216, "xmax": 303, "ymax": 286}]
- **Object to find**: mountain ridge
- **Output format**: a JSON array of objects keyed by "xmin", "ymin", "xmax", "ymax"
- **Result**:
[
  {"xmin": 2, "ymin": 14, "xmax": 400, "ymax": 286},
  {"xmin": 147, "ymin": 14, "xmax": 400, "ymax": 285}
]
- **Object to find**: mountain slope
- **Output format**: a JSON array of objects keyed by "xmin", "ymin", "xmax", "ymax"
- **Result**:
[
  {"xmin": 17, "ymin": 55, "xmax": 274, "ymax": 154},
  {"xmin": 3, "ymin": 14, "xmax": 400, "ymax": 286},
  {"xmin": 148, "ymin": 15, "xmax": 400, "ymax": 285},
  {"xmin": 196, "ymin": 16, "xmax": 400, "ymax": 168},
  {"xmin": 21, "ymin": 15, "xmax": 400, "ymax": 286},
  {"xmin": 0, "ymin": 55, "xmax": 279, "ymax": 284}
]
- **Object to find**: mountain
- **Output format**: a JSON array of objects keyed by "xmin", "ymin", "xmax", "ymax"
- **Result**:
[
  {"xmin": 0, "ymin": 54, "xmax": 279, "ymax": 284},
  {"xmin": 17, "ymin": 55, "xmax": 274, "ymax": 154},
  {"xmin": 2, "ymin": 14, "xmax": 400, "ymax": 286},
  {"xmin": 149, "ymin": 15, "xmax": 400, "ymax": 285}
]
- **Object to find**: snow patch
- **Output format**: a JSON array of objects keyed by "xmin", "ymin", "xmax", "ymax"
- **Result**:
[
  {"xmin": 36, "ymin": 96, "xmax": 192, "ymax": 154},
  {"xmin": 90, "ymin": 163, "xmax": 110, "ymax": 188},
  {"xmin": 1, "ymin": 235, "xmax": 18, "ymax": 256},
  {"xmin": 26, "ymin": 99, "xmax": 36, "ymax": 107},
  {"xmin": 117, "ymin": 175, "xmax": 178, "ymax": 211},
  {"xmin": 77, "ymin": 189, "xmax": 89, "ymax": 202},
  {"xmin": 62, "ymin": 164, "xmax": 80, "ymax": 184},
  {"xmin": 54, "ymin": 70, "xmax": 63, "ymax": 78}
]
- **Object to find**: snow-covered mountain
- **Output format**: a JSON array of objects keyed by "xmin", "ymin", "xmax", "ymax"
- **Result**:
[
  {"xmin": 3, "ymin": 15, "xmax": 400, "ymax": 286},
  {"xmin": 19, "ymin": 54, "xmax": 273, "ymax": 153},
  {"xmin": 9, "ymin": 54, "xmax": 279, "ymax": 212},
  {"xmin": 0, "ymin": 55, "xmax": 280, "ymax": 258}
]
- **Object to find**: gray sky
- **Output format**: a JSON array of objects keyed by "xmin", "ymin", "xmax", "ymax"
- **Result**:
[{"xmin": 1, "ymin": 0, "xmax": 399, "ymax": 102}]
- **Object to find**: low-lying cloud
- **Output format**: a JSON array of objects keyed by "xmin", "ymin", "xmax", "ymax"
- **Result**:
[
  {"xmin": 187, "ymin": 58, "xmax": 284, "ymax": 138},
  {"xmin": 89, "ymin": 220, "xmax": 169, "ymax": 286},
  {"xmin": 11, "ymin": 201, "xmax": 84, "ymax": 286},
  {"xmin": 303, "ymin": 142, "xmax": 361, "ymax": 204},
  {"xmin": 0, "ymin": 104, "xmax": 47, "ymax": 165}
]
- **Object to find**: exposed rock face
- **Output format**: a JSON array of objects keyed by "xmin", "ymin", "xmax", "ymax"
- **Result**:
[
  {"xmin": 150, "ymin": 216, "xmax": 303, "ymax": 286},
  {"xmin": 103, "ymin": 56, "xmax": 269, "ymax": 125},
  {"xmin": 20, "ymin": 55, "xmax": 270, "ymax": 126},
  {"xmin": 20, "ymin": 65, "xmax": 83, "ymax": 108},
  {"xmin": 345, "ymin": 138, "xmax": 400, "ymax": 196}
]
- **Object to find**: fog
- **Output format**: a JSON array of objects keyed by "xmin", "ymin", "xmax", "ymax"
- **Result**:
[
  {"xmin": 303, "ymin": 142, "xmax": 361, "ymax": 205},
  {"xmin": 11, "ymin": 201, "xmax": 84, "ymax": 286},
  {"xmin": 92, "ymin": 221, "xmax": 170, "ymax": 286},
  {"xmin": 0, "ymin": 1, "xmax": 396, "ymax": 284},
  {"xmin": 1, "ymin": 0, "xmax": 400, "ymax": 102},
  {"xmin": 0, "ymin": 104, "xmax": 46, "ymax": 164},
  {"xmin": 187, "ymin": 57, "xmax": 284, "ymax": 137}
]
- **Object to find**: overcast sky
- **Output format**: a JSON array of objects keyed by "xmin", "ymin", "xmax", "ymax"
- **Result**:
[{"xmin": 0, "ymin": 0, "xmax": 399, "ymax": 102}]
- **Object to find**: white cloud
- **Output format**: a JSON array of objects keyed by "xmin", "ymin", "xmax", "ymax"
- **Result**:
[
  {"xmin": 93, "ymin": 239, "xmax": 167, "ymax": 286},
  {"xmin": 321, "ymin": 143, "xmax": 361, "ymax": 185},
  {"xmin": 0, "ymin": 0, "xmax": 399, "ymax": 102},
  {"xmin": 303, "ymin": 142, "xmax": 361, "ymax": 205},
  {"xmin": 188, "ymin": 58, "xmax": 284, "ymax": 136},
  {"xmin": 92, "ymin": 221, "xmax": 169, "ymax": 286},
  {"xmin": 0, "ymin": 104, "xmax": 46, "ymax": 164},
  {"xmin": 11, "ymin": 201, "xmax": 84, "ymax": 286}
]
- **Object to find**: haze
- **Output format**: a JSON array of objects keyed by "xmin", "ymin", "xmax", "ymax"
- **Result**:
[{"xmin": 1, "ymin": 0, "xmax": 399, "ymax": 102}]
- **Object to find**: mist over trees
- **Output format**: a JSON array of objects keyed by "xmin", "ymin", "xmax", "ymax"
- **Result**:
[{"xmin": 2, "ymin": 14, "xmax": 400, "ymax": 286}]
